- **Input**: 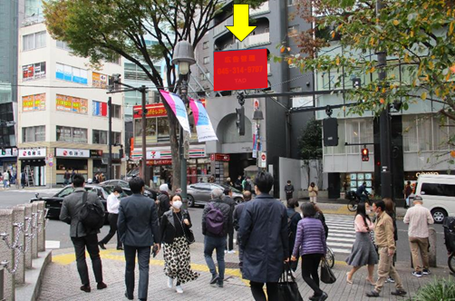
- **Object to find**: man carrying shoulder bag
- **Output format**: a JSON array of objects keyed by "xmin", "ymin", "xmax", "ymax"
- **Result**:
[{"xmin": 60, "ymin": 174, "xmax": 107, "ymax": 293}]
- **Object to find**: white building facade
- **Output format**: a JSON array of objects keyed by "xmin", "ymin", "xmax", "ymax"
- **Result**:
[{"xmin": 17, "ymin": 21, "xmax": 124, "ymax": 186}]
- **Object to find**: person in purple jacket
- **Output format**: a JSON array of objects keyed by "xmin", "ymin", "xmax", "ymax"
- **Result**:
[{"xmin": 291, "ymin": 202, "xmax": 328, "ymax": 301}]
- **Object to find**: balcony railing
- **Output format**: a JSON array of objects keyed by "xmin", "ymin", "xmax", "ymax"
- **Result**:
[
  {"xmin": 240, "ymin": 32, "xmax": 270, "ymax": 49},
  {"xmin": 250, "ymin": 1, "xmax": 270, "ymax": 16}
]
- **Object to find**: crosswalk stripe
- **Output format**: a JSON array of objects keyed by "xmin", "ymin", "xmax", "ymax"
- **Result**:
[{"xmin": 325, "ymin": 214, "xmax": 356, "ymax": 255}]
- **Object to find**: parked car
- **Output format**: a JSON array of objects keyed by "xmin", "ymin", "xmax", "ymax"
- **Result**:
[
  {"xmin": 123, "ymin": 168, "xmax": 139, "ymax": 182},
  {"xmin": 29, "ymin": 184, "xmax": 124, "ymax": 220},
  {"xmin": 410, "ymin": 174, "xmax": 455, "ymax": 223},
  {"xmin": 186, "ymin": 183, "xmax": 244, "ymax": 207},
  {"xmin": 99, "ymin": 179, "xmax": 159, "ymax": 199}
]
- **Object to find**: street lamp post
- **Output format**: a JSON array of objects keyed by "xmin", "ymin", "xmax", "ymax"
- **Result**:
[{"xmin": 172, "ymin": 40, "xmax": 196, "ymax": 208}]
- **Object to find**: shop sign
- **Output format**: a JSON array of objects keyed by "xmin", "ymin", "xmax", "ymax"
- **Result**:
[
  {"xmin": 56, "ymin": 148, "xmax": 90, "ymax": 158},
  {"xmin": 210, "ymin": 153, "xmax": 230, "ymax": 162},
  {"xmin": 146, "ymin": 151, "xmax": 161, "ymax": 160},
  {"xmin": 146, "ymin": 159, "xmax": 172, "ymax": 166},
  {"xmin": 18, "ymin": 148, "xmax": 46, "ymax": 159},
  {"xmin": 90, "ymin": 150, "xmax": 104, "ymax": 158},
  {"xmin": 258, "ymin": 151, "xmax": 267, "ymax": 168},
  {"xmin": 0, "ymin": 148, "xmax": 18, "ymax": 158},
  {"xmin": 56, "ymin": 94, "xmax": 88, "ymax": 114},
  {"xmin": 133, "ymin": 100, "xmax": 206, "ymax": 119},
  {"xmin": 416, "ymin": 171, "xmax": 439, "ymax": 177}
]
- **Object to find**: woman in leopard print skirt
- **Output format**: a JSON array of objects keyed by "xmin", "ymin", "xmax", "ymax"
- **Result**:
[{"xmin": 160, "ymin": 194, "xmax": 199, "ymax": 294}]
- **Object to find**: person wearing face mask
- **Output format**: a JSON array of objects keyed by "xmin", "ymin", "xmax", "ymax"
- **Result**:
[
  {"xmin": 160, "ymin": 194, "xmax": 199, "ymax": 294},
  {"xmin": 99, "ymin": 186, "xmax": 123, "ymax": 250},
  {"xmin": 346, "ymin": 202, "xmax": 378, "ymax": 285}
]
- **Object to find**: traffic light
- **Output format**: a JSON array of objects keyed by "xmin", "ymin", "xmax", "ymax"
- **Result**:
[
  {"xmin": 108, "ymin": 74, "xmax": 121, "ymax": 92},
  {"xmin": 361, "ymin": 147, "xmax": 369, "ymax": 162},
  {"xmin": 235, "ymin": 106, "xmax": 245, "ymax": 136},
  {"xmin": 323, "ymin": 117, "xmax": 339, "ymax": 146}
]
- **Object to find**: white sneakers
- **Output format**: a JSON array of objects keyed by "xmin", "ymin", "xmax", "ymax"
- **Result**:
[
  {"xmin": 176, "ymin": 285, "xmax": 183, "ymax": 294},
  {"xmin": 167, "ymin": 277, "xmax": 173, "ymax": 288}
]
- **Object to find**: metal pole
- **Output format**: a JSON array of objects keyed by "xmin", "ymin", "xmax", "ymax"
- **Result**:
[
  {"xmin": 108, "ymin": 96, "xmax": 113, "ymax": 180},
  {"xmin": 141, "ymin": 86, "xmax": 147, "ymax": 184},
  {"xmin": 377, "ymin": 0, "xmax": 392, "ymax": 198},
  {"xmin": 180, "ymin": 76, "xmax": 188, "ymax": 207}
]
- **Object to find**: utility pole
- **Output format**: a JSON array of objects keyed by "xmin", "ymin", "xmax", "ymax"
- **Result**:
[
  {"xmin": 377, "ymin": 0, "xmax": 392, "ymax": 199},
  {"xmin": 140, "ymin": 85, "xmax": 147, "ymax": 183},
  {"xmin": 179, "ymin": 77, "xmax": 188, "ymax": 205},
  {"xmin": 108, "ymin": 96, "xmax": 113, "ymax": 180}
]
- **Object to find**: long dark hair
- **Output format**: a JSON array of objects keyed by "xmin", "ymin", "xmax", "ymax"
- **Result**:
[{"xmin": 356, "ymin": 202, "xmax": 371, "ymax": 228}]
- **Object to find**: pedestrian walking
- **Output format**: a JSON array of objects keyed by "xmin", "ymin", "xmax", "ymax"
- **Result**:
[
  {"xmin": 403, "ymin": 181, "xmax": 413, "ymax": 208},
  {"xmin": 71, "ymin": 168, "xmax": 76, "ymax": 183},
  {"xmin": 383, "ymin": 197, "xmax": 398, "ymax": 283},
  {"xmin": 21, "ymin": 171, "xmax": 26, "ymax": 188},
  {"xmin": 346, "ymin": 202, "xmax": 378, "ymax": 285},
  {"xmin": 156, "ymin": 184, "xmax": 170, "ymax": 218},
  {"xmin": 2, "ymin": 170, "xmax": 9, "ymax": 188},
  {"xmin": 291, "ymin": 202, "xmax": 328, "ymax": 301},
  {"xmin": 202, "ymin": 188, "xmax": 232, "ymax": 288},
  {"xmin": 225, "ymin": 177, "xmax": 233, "ymax": 187},
  {"xmin": 366, "ymin": 200, "xmax": 407, "ymax": 298},
  {"xmin": 118, "ymin": 177, "xmax": 161, "ymax": 301},
  {"xmin": 160, "ymin": 194, "xmax": 199, "ymax": 294},
  {"xmin": 99, "ymin": 186, "xmax": 123, "ymax": 250},
  {"xmin": 238, "ymin": 171, "xmax": 289, "ymax": 301},
  {"xmin": 223, "ymin": 187, "xmax": 236, "ymax": 254},
  {"xmin": 234, "ymin": 175, "xmax": 243, "ymax": 190},
  {"xmin": 243, "ymin": 176, "xmax": 253, "ymax": 193},
  {"xmin": 64, "ymin": 169, "xmax": 70, "ymax": 185},
  {"xmin": 308, "ymin": 182, "xmax": 318, "ymax": 204},
  {"xmin": 284, "ymin": 180, "xmax": 294, "ymax": 201},
  {"xmin": 59, "ymin": 174, "xmax": 107, "ymax": 293},
  {"xmin": 403, "ymin": 196, "xmax": 434, "ymax": 277},
  {"xmin": 286, "ymin": 198, "xmax": 302, "ymax": 272},
  {"xmin": 233, "ymin": 190, "xmax": 252, "ymax": 273}
]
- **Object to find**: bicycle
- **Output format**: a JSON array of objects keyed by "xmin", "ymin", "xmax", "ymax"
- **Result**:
[
  {"xmin": 326, "ymin": 247, "xmax": 335, "ymax": 268},
  {"xmin": 346, "ymin": 191, "xmax": 371, "ymax": 212}
]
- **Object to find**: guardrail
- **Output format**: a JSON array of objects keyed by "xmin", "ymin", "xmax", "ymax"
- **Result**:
[{"xmin": 0, "ymin": 202, "xmax": 47, "ymax": 300}]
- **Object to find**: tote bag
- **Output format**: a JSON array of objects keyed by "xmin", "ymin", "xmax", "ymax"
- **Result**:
[{"xmin": 278, "ymin": 263, "xmax": 303, "ymax": 301}]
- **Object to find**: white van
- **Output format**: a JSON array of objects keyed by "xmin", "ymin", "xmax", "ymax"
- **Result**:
[{"xmin": 413, "ymin": 174, "xmax": 455, "ymax": 223}]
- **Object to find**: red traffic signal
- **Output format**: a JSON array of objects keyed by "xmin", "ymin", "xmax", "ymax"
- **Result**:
[{"xmin": 361, "ymin": 148, "xmax": 369, "ymax": 162}]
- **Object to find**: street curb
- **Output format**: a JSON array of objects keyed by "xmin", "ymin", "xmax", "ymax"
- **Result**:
[{"xmin": 16, "ymin": 250, "xmax": 52, "ymax": 301}]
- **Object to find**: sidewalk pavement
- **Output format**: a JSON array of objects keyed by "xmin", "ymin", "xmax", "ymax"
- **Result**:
[{"xmin": 38, "ymin": 243, "xmax": 454, "ymax": 301}]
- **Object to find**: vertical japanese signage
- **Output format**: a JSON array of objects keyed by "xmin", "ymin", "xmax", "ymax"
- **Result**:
[{"xmin": 214, "ymin": 48, "xmax": 268, "ymax": 91}]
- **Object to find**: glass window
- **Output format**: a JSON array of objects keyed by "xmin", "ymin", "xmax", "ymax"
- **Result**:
[
  {"xmin": 57, "ymin": 187, "xmax": 75, "ymax": 198},
  {"xmin": 157, "ymin": 117, "xmax": 169, "ymax": 137},
  {"xmin": 56, "ymin": 126, "xmax": 87, "ymax": 143},
  {"xmin": 35, "ymin": 31, "xmax": 46, "ymax": 48},
  {"xmin": 93, "ymin": 130, "xmax": 108, "ymax": 144},
  {"xmin": 22, "ymin": 125, "xmax": 45, "ymax": 142},
  {"xmin": 146, "ymin": 118, "xmax": 157, "ymax": 137},
  {"xmin": 113, "ymin": 104, "xmax": 121, "ymax": 118},
  {"xmin": 403, "ymin": 116, "xmax": 418, "ymax": 152},
  {"xmin": 113, "ymin": 132, "xmax": 122, "ymax": 144},
  {"xmin": 203, "ymin": 41, "xmax": 209, "ymax": 49},
  {"xmin": 421, "ymin": 183, "xmax": 455, "ymax": 197},
  {"xmin": 22, "ymin": 31, "xmax": 46, "ymax": 51},
  {"xmin": 418, "ymin": 117, "xmax": 432, "ymax": 151},
  {"xmin": 203, "ymin": 57, "xmax": 210, "ymax": 65}
]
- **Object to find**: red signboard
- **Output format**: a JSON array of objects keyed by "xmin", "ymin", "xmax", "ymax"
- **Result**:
[
  {"xmin": 133, "ymin": 99, "xmax": 206, "ymax": 119},
  {"xmin": 214, "ymin": 49, "xmax": 268, "ymax": 92},
  {"xmin": 146, "ymin": 159, "xmax": 173, "ymax": 166},
  {"xmin": 210, "ymin": 153, "xmax": 230, "ymax": 162}
]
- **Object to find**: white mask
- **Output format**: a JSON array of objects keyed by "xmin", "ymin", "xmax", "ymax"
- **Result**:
[
  {"xmin": 172, "ymin": 200, "xmax": 183, "ymax": 210},
  {"xmin": 366, "ymin": 209, "xmax": 372, "ymax": 214}
]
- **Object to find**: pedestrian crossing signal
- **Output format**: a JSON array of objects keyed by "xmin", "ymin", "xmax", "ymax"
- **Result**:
[{"xmin": 361, "ymin": 148, "xmax": 369, "ymax": 162}]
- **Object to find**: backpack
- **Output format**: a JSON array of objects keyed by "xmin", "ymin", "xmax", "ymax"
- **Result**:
[
  {"xmin": 287, "ymin": 212, "xmax": 299, "ymax": 238},
  {"xmin": 205, "ymin": 202, "xmax": 225, "ymax": 236},
  {"xmin": 79, "ymin": 192, "xmax": 104, "ymax": 231}
]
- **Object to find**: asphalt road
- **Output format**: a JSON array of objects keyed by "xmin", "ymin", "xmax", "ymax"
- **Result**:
[{"xmin": 0, "ymin": 189, "xmax": 450, "ymax": 268}]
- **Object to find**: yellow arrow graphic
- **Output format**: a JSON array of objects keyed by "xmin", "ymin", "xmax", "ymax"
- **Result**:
[{"xmin": 226, "ymin": 4, "xmax": 256, "ymax": 42}]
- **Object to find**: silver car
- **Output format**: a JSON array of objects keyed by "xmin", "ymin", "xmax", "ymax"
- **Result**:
[{"xmin": 186, "ymin": 183, "xmax": 244, "ymax": 207}]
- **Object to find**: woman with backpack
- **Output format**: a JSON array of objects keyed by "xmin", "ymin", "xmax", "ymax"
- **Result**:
[
  {"xmin": 345, "ymin": 202, "xmax": 378, "ymax": 285},
  {"xmin": 287, "ymin": 198, "xmax": 302, "ymax": 272},
  {"xmin": 160, "ymin": 194, "xmax": 199, "ymax": 294}
]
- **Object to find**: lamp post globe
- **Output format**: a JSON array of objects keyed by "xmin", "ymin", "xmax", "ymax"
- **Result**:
[{"xmin": 172, "ymin": 40, "xmax": 196, "ymax": 74}]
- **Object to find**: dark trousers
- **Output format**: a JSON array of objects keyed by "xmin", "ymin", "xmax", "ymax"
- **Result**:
[
  {"xmin": 226, "ymin": 227, "xmax": 234, "ymax": 251},
  {"xmin": 71, "ymin": 234, "xmax": 103, "ymax": 286},
  {"xmin": 124, "ymin": 245, "xmax": 151, "ymax": 300},
  {"xmin": 301, "ymin": 254, "xmax": 323, "ymax": 296},
  {"xmin": 99, "ymin": 213, "xmax": 121, "ymax": 248},
  {"xmin": 286, "ymin": 193, "xmax": 293, "ymax": 201},
  {"xmin": 204, "ymin": 236, "xmax": 226, "ymax": 282},
  {"xmin": 250, "ymin": 281, "xmax": 279, "ymax": 301}
]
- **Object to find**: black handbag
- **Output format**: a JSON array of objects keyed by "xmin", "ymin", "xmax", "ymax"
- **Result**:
[
  {"xmin": 278, "ymin": 263, "xmax": 303, "ymax": 301},
  {"xmin": 320, "ymin": 258, "xmax": 336, "ymax": 284},
  {"xmin": 178, "ymin": 210, "xmax": 195, "ymax": 245}
]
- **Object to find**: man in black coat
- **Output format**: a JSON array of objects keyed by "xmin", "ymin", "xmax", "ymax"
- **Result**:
[
  {"xmin": 223, "ymin": 187, "xmax": 236, "ymax": 253},
  {"xmin": 238, "ymin": 171, "xmax": 289, "ymax": 301},
  {"xmin": 233, "ymin": 190, "xmax": 252, "ymax": 273},
  {"xmin": 118, "ymin": 177, "xmax": 161, "ymax": 301},
  {"xmin": 60, "ymin": 174, "xmax": 107, "ymax": 293},
  {"xmin": 202, "ymin": 188, "xmax": 232, "ymax": 288}
]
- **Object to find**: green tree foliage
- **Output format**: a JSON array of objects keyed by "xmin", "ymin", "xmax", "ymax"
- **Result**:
[
  {"xmin": 298, "ymin": 119, "xmax": 322, "ymax": 160},
  {"xmin": 43, "ymin": 0, "xmax": 266, "ymax": 189},
  {"xmin": 285, "ymin": 0, "xmax": 455, "ymax": 126}
]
